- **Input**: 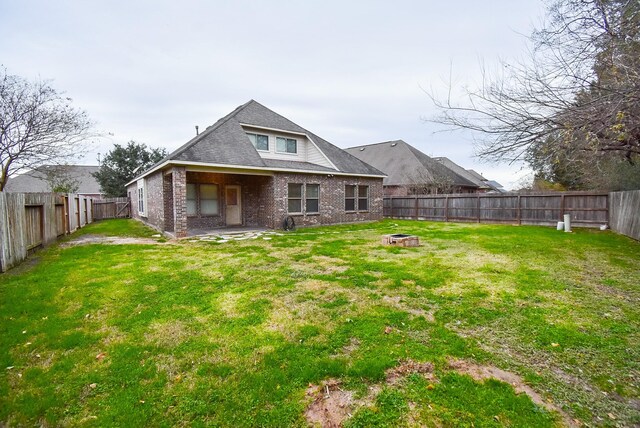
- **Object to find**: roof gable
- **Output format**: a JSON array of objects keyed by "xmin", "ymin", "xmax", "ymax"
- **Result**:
[{"xmin": 141, "ymin": 100, "xmax": 383, "ymax": 178}]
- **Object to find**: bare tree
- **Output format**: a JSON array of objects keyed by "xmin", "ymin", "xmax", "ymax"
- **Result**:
[
  {"xmin": 405, "ymin": 169, "xmax": 455, "ymax": 195},
  {"xmin": 430, "ymin": 0, "xmax": 640, "ymax": 166},
  {"xmin": 41, "ymin": 165, "xmax": 81, "ymax": 193},
  {"xmin": 0, "ymin": 68, "xmax": 95, "ymax": 191}
]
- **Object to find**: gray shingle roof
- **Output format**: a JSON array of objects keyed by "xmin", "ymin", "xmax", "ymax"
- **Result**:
[
  {"xmin": 433, "ymin": 157, "xmax": 491, "ymax": 189},
  {"xmin": 466, "ymin": 169, "xmax": 486, "ymax": 181},
  {"xmin": 143, "ymin": 100, "xmax": 384, "ymax": 177},
  {"xmin": 345, "ymin": 140, "xmax": 477, "ymax": 188},
  {"xmin": 485, "ymin": 180, "xmax": 506, "ymax": 192},
  {"xmin": 4, "ymin": 165, "xmax": 102, "ymax": 194}
]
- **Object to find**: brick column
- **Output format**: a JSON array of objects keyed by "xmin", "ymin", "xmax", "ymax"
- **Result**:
[{"xmin": 172, "ymin": 167, "xmax": 187, "ymax": 238}]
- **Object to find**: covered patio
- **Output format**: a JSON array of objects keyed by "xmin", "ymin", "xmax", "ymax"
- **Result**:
[{"xmin": 161, "ymin": 166, "xmax": 275, "ymax": 238}]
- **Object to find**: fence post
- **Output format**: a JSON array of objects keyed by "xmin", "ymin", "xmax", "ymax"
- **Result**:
[
  {"xmin": 560, "ymin": 194, "xmax": 565, "ymax": 219},
  {"xmin": 390, "ymin": 197, "xmax": 395, "ymax": 218},
  {"xmin": 477, "ymin": 195, "xmax": 481, "ymax": 223},
  {"xmin": 517, "ymin": 195, "xmax": 522, "ymax": 225},
  {"xmin": 415, "ymin": 196, "xmax": 419, "ymax": 220},
  {"xmin": 445, "ymin": 196, "xmax": 449, "ymax": 222}
]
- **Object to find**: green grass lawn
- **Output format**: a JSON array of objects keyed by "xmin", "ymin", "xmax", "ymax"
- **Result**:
[{"xmin": 1, "ymin": 219, "xmax": 638, "ymax": 427}]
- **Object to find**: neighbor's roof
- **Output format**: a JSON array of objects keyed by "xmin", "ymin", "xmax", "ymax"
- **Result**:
[
  {"xmin": 432, "ymin": 157, "xmax": 491, "ymax": 189},
  {"xmin": 485, "ymin": 180, "xmax": 506, "ymax": 192},
  {"xmin": 130, "ymin": 100, "xmax": 384, "ymax": 183},
  {"xmin": 4, "ymin": 165, "xmax": 102, "ymax": 194},
  {"xmin": 345, "ymin": 140, "xmax": 477, "ymax": 188},
  {"xmin": 466, "ymin": 169, "xmax": 486, "ymax": 181}
]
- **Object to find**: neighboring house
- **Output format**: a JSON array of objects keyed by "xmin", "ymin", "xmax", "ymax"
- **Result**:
[
  {"xmin": 464, "ymin": 168, "xmax": 507, "ymax": 193},
  {"xmin": 126, "ymin": 100, "xmax": 385, "ymax": 237},
  {"xmin": 3, "ymin": 165, "xmax": 103, "ymax": 197},
  {"xmin": 483, "ymin": 180, "xmax": 506, "ymax": 193},
  {"xmin": 345, "ymin": 140, "xmax": 478, "ymax": 196},
  {"xmin": 433, "ymin": 157, "xmax": 492, "ymax": 193}
]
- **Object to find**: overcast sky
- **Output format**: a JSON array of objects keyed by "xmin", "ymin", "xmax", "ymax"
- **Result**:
[{"xmin": 1, "ymin": 0, "xmax": 546, "ymax": 189}]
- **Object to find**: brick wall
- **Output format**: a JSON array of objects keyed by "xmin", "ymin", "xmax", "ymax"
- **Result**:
[
  {"xmin": 272, "ymin": 173, "xmax": 383, "ymax": 228},
  {"xmin": 145, "ymin": 172, "xmax": 165, "ymax": 230},
  {"xmin": 130, "ymin": 168, "xmax": 383, "ymax": 235},
  {"xmin": 172, "ymin": 167, "xmax": 187, "ymax": 238},
  {"xmin": 185, "ymin": 172, "xmax": 273, "ymax": 229},
  {"xmin": 163, "ymin": 172, "xmax": 174, "ymax": 232}
]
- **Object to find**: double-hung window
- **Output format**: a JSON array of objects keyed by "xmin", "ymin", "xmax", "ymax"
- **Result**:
[
  {"xmin": 137, "ymin": 179, "xmax": 146, "ymax": 216},
  {"xmin": 276, "ymin": 137, "xmax": 297, "ymax": 154},
  {"xmin": 358, "ymin": 186, "xmax": 369, "ymax": 211},
  {"xmin": 247, "ymin": 133, "xmax": 269, "ymax": 151},
  {"xmin": 305, "ymin": 184, "xmax": 319, "ymax": 213},
  {"xmin": 345, "ymin": 185, "xmax": 369, "ymax": 212},
  {"xmin": 288, "ymin": 183, "xmax": 319, "ymax": 214},
  {"xmin": 186, "ymin": 183, "xmax": 219, "ymax": 216}
]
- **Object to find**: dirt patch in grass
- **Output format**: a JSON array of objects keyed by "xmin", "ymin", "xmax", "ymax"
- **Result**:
[
  {"xmin": 144, "ymin": 321, "xmax": 192, "ymax": 347},
  {"xmin": 306, "ymin": 360, "xmax": 437, "ymax": 427},
  {"xmin": 448, "ymin": 359, "xmax": 577, "ymax": 427},
  {"xmin": 62, "ymin": 234, "xmax": 165, "ymax": 247},
  {"xmin": 305, "ymin": 379, "xmax": 356, "ymax": 428},
  {"xmin": 386, "ymin": 359, "xmax": 435, "ymax": 385}
]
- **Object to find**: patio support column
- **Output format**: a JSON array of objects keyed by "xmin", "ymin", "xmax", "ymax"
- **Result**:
[{"xmin": 172, "ymin": 166, "xmax": 187, "ymax": 238}]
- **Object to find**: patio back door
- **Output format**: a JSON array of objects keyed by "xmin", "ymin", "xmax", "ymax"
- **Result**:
[{"xmin": 225, "ymin": 185, "xmax": 242, "ymax": 225}]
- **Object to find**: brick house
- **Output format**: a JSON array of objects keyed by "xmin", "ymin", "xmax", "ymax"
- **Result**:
[{"xmin": 126, "ymin": 100, "xmax": 385, "ymax": 237}]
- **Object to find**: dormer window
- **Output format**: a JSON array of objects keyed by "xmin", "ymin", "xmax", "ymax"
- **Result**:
[
  {"xmin": 276, "ymin": 137, "xmax": 297, "ymax": 154},
  {"xmin": 247, "ymin": 133, "xmax": 269, "ymax": 151}
]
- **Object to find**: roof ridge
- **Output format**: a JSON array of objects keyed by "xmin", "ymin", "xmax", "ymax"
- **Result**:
[
  {"xmin": 164, "ymin": 100, "xmax": 254, "ymax": 161},
  {"xmin": 131, "ymin": 100, "xmax": 257, "ymax": 180},
  {"xmin": 346, "ymin": 140, "xmax": 406, "ymax": 149}
]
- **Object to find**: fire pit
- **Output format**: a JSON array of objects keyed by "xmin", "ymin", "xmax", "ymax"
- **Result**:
[{"xmin": 381, "ymin": 234, "xmax": 420, "ymax": 247}]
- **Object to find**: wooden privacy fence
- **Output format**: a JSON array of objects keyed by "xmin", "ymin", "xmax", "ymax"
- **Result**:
[
  {"xmin": 383, "ymin": 192, "xmax": 609, "ymax": 227},
  {"xmin": 0, "ymin": 192, "xmax": 94, "ymax": 272},
  {"xmin": 92, "ymin": 197, "xmax": 130, "ymax": 220},
  {"xmin": 609, "ymin": 190, "xmax": 640, "ymax": 241}
]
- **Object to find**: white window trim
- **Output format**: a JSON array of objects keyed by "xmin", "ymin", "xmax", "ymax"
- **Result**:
[
  {"xmin": 247, "ymin": 132, "xmax": 270, "ymax": 152},
  {"xmin": 137, "ymin": 178, "xmax": 147, "ymax": 217},
  {"xmin": 275, "ymin": 136, "xmax": 298, "ymax": 155}
]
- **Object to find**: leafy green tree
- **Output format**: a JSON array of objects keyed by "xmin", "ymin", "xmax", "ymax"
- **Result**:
[{"xmin": 93, "ymin": 141, "xmax": 167, "ymax": 197}]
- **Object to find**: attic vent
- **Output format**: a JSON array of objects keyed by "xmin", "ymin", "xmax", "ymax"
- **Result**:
[
  {"xmin": 391, "ymin": 142, "xmax": 397, "ymax": 147},
  {"xmin": 359, "ymin": 147, "xmax": 365, "ymax": 151}
]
